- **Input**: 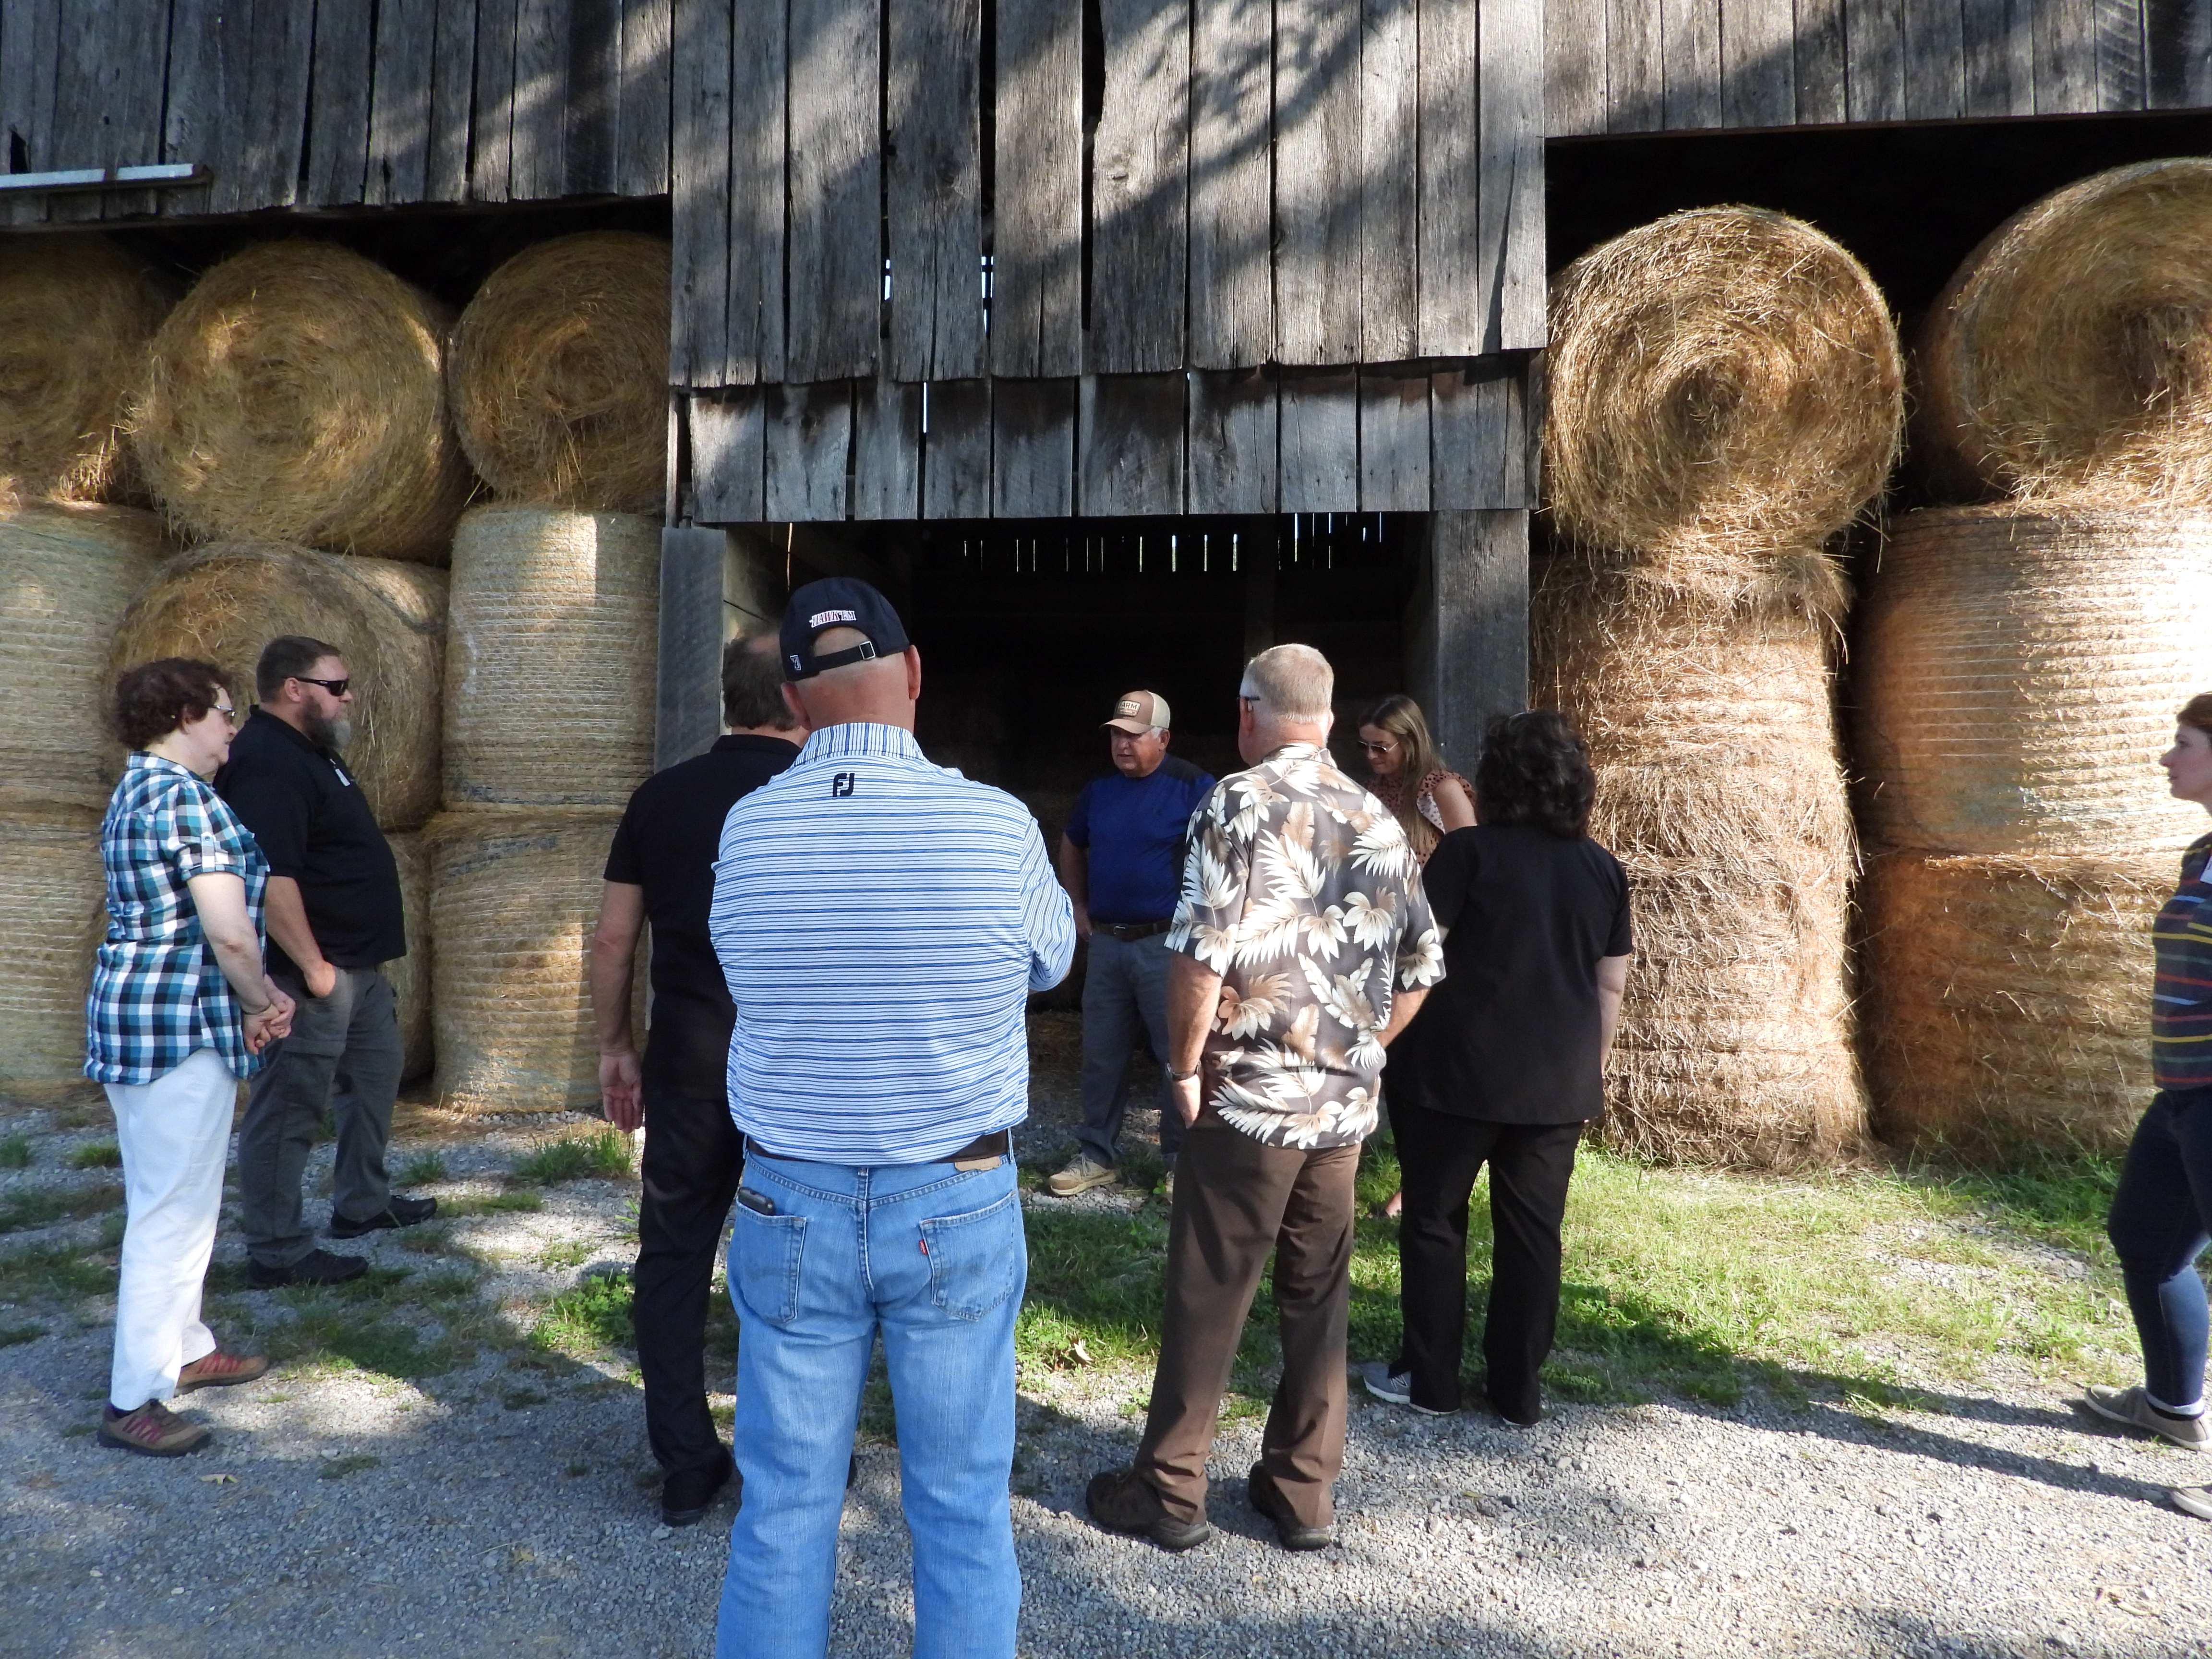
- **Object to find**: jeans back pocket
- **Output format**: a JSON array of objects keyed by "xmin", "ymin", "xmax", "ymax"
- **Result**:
[
  {"xmin": 730, "ymin": 1206, "xmax": 808, "ymax": 1328},
  {"xmin": 916, "ymin": 1187, "xmax": 1023, "ymax": 1321}
]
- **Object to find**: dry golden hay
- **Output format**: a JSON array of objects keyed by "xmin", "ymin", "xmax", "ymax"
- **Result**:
[
  {"xmin": 447, "ymin": 232, "xmax": 671, "ymax": 514},
  {"xmin": 443, "ymin": 506, "xmax": 659, "ymax": 808},
  {"xmin": 426, "ymin": 808, "xmax": 635, "ymax": 1113},
  {"xmin": 1857, "ymin": 506, "xmax": 2212, "ymax": 857},
  {"xmin": 110, "ymin": 539, "xmax": 446, "ymax": 830},
  {"xmin": 1921, "ymin": 159, "xmax": 2212, "ymax": 506},
  {"xmin": 1860, "ymin": 846, "xmax": 2171, "ymax": 1158},
  {"xmin": 0, "ymin": 807, "xmax": 107, "ymax": 1107},
  {"xmin": 131, "ymin": 241, "xmax": 474, "ymax": 562},
  {"xmin": 0, "ymin": 501, "xmax": 169, "ymax": 815},
  {"xmin": 387, "ymin": 830, "xmax": 433, "ymax": 1084},
  {"xmin": 1532, "ymin": 552, "xmax": 1867, "ymax": 1167},
  {"xmin": 0, "ymin": 235, "xmax": 169, "ymax": 501},
  {"xmin": 1544, "ymin": 206, "xmax": 1903, "ymax": 563}
]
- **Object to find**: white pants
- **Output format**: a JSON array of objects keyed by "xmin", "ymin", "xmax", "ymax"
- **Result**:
[{"xmin": 104, "ymin": 1047, "xmax": 234, "ymax": 1410}]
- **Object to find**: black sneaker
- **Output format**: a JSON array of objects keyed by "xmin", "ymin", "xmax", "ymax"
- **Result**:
[
  {"xmin": 328, "ymin": 1195, "xmax": 438, "ymax": 1239},
  {"xmin": 247, "ymin": 1249, "xmax": 369, "ymax": 1289},
  {"xmin": 662, "ymin": 1451, "xmax": 736, "ymax": 1527},
  {"xmin": 1085, "ymin": 1467, "xmax": 1211, "ymax": 1551},
  {"xmin": 1247, "ymin": 1463, "xmax": 1335, "ymax": 1550}
]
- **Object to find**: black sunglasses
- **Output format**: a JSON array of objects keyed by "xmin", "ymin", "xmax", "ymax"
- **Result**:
[{"xmin": 293, "ymin": 675, "xmax": 350, "ymax": 697}]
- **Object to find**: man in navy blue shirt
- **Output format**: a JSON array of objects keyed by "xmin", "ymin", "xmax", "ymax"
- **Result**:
[{"xmin": 1048, "ymin": 691, "xmax": 1215, "ymax": 1198}]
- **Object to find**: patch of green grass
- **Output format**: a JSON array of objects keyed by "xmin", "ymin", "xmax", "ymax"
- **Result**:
[
  {"xmin": 0, "ymin": 1134, "xmax": 31, "ymax": 1169},
  {"xmin": 0, "ymin": 1322, "xmax": 47, "ymax": 1346},
  {"xmin": 538, "ymin": 1238, "xmax": 593, "ymax": 1270},
  {"xmin": 0, "ymin": 1241, "xmax": 117, "ymax": 1303},
  {"xmin": 443, "ymin": 1191, "xmax": 543, "ymax": 1216},
  {"xmin": 68, "ymin": 1141, "xmax": 121, "ymax": 1170},
  {"xmin": 510, "ymin": 1130, "xmax": 632, "ymax": 1186},
  {"xmin": 318, "ymin": 1455, "xmax": 381, "ymax": 1479},
  {"xmin": 395, "ymin": 1150, "xmax": 448, "ymax": 1187},
  {"xmin": 533, "ymin": 1269, "xmax": 636, "ymax": 1360},
  {"xmin": 0, "ymin": 1184, "xmax": 123, "ymax": 1235}
]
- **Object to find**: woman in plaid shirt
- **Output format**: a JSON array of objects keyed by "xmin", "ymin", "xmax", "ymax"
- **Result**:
[{"xmin": 84, "ymin": 659, "xmax": 296, "ymax": 1457}]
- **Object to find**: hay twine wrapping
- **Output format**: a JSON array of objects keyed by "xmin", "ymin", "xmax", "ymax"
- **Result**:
[
  {"xmin": 427, "ymin": 808, "xmax": 636, "ymax": 1113},
  {"xmin": 0, "ymin": 235, "xmax": 169, "ymax": 501},
  {"xmin": 1533, "ymin": 555, "xmax": 1868, "ymax": 1168},
  {"xmin": 0, "ymin": 808, "xmax": 107, "ymax": 1105},
  {"xmin": 1857, "ymin": 507, "xmax": 2212, "ymax": 856},
  {"xmin": 448, "ymin": 231, "xmax": 671, "ymax": 513},
  {"xmin": 387, "ymin": 830, "xmax": 433, "ymax": 1084},
  {"xmin": 1860, "ymin": 847, "xmax": 2171, "ymax": 1156},
  {"xmin": 1921, "ymin": 159, "xmax": 2212, "ymax": 506},
  {"xmin": 110, "ymin": 540, "xmax": 447, "ymax": 830},
  {"xmin": 0, "ymin": 502, "xmax": 169, "ymax": 814},
  {"xmin": 443, "ymin": 506, "xmax": 659, "ymax": 808},
  {"xmin": 1544, "ymin": 207, "xmax": 1903, "ymax": 564},
  {"xmin": 131, "ymin": 241, "xmax": 474, "ymax": 562}
]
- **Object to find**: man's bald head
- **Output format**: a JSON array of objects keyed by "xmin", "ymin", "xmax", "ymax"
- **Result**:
[{"xmin": 782, "ymin": 626, "xmax": 922, "ymax": 733}]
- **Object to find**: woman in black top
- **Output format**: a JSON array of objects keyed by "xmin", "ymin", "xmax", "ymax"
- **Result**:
[{"xmin": 1358, "ymin": 711, "xmax": 1633, "ymax": 1424}]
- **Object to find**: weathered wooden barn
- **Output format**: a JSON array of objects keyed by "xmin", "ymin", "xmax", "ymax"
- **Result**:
[{"xmin": 2, "ymin": 0, "xmax": 2207, "ymax": 803}]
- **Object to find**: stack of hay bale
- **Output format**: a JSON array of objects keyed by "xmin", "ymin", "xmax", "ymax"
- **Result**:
[
  {"xmin": 1858, "ymin": 159, "xmax": 2212, "ymax": 1158},
  {"xmin": 1538, "ymin": 208, "xmax": 1905, "ymax": 1167},
  {"xmin": 426, "ymin": 231, "xmax": 669, "ymax": 1113},
  {"xmin": 0, "ymin": 236, "xmax": 173, "ymax": 1105}
]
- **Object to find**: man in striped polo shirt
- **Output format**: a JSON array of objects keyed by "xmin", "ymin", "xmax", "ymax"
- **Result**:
[{"xmin": 707, "ymin": 579, "xmax": 1075, "ymax": 1659}]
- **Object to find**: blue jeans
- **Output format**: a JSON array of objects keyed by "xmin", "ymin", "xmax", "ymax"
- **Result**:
[
  {"xmin": 1074, "ymin": 930, "xmax": 1182, "ymax": 1168},
  {"xmin": 714, "ymin": 1151, "xmax": 1026, "ymax": 1659},
  {"xmin": 2109, "ymin": 1086, "xmax": 2212, "ymax": 1409}
]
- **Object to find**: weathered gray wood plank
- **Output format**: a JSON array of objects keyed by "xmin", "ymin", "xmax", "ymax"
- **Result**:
[
  {"xmin": 1359, "ymin": 0, "xmax": 1417, "ymax": 361},
  {"xmin": 991, "ymin": 379, "xmax": 1078, "ymax": 517},
  {"xmin": 1544, "ymin": 0, "xmax": 1608, "ymax": 136},
  {"xmin": 1844, "ymin": 0, "xmax": 1907, "ymax": 123},
  {"xmin": 2094, "ymin": 0, "xmax": 2149, "ymax": 107},
  {"xmin": 1796, "ymin": 0, "xmax": 1850, "ymax": 124},
  {"xmin": 1479, "ymin": 0, "xmax": 1545, "ymax": 352},
  {"xmin": 509, "ymin": 0, "xmax": 572, "ymax": 199},
  {"xmin": 1602, "ymin": 0, "xmax": 1662, "ymax": 131},
  {"xmin": 1091, "ymin": 0, "xmax": 1190, "ymax": 373},
  {"xmin": 1721, "ymin": 0, "xmax": 1796, "ymax": 126},
  {"xmin": 1079, "ymin": 374, "xmax": 1186, "ymax": 516},
  {"xmin": 658, "ymin": 526, "xmax": 731, "ymax": 767},
  {"xmin": 48, "ymin": 0, "xmax": 168, "ymax": 222},
  {"xmin": 766, "ymin": 382, "xmax": 855, "ymax": 521},
  {"xmin": 853, "ymin": 372, "xmax": 925, "ymax": 519},
  {"xmin": 1275, "ymin": 0, "xmax": 1361, "ymax": 361},
  {"xmin": 924, "ymin": 380, "xmax": 994, "ymax": 518},
  {"xmin": 1189, "ymin": 0, "xmax": 1273, "ymax": 368},
  {"xmin": 786, "ymin": 0, "xmax": 881, "ymax": 381},
  {"xmin": 2034, "ymin": 0, "xmax": 2099, "ymax": 109},
  {"xmin": 564, "ymin": 0, "xmax": 623, "ymax": 195},
  {"xmin": 1277, "ymin": 368, "xmax": 1359, "ymax": 513},
  {"xmin": 1188, "ymin": 368, "xmax": 1278, "ymax": 515},
  {"xmin": 1431, "ymin": 356, "xmax": 1529, "ymax": 511},
  {"xmin": 618, "ymin": 0, "xmax": 673, "ymax": 193},
  {"xmin": 1358, "ymin": 367, "xmax": 1430, "ymax": 511},
  {"xmin": 0, "ymin": 0, "xmax": 61, "ymax": 221},
  {"xmin": 1963, "ymin": 0, "xmax": 2036, "ymax": 114},
  {"xmin": 1417, "ymin": 0, "xmax": 1481, "ymax": 355},
  {"xmin": 307, "ymin": 0, "xmax": 376, "ymax": 205},
  {"xmin": 472, "ymin": 0, "xmax": 520, "ymax": 199},
  {"xmin": 157, "ymin": 0, "xmax": 224, "ymax": 218},
  {"xmin": 689, "ymin": 390, "xmax": 767, "ymax": 521},
  {"xmin": 1660, "ymin": 0, "xmax": 1724, "ymax": 129},
  {"xmin": 888, "ymin": 0, "xmax": 986, "ymax": 380},
  {"xmin": 1903, "ymin": 0, "xmax": 1968, "ymax": 120},
  {"xmin": 428, "ymin": 0, "xmax": 480, "ymax": 200},
  {"xmin": 671, "ymin": 0, "xmax": 733, "ymax": 386},
  {"xmin": 1422, "ymin": 510, "xmax": 1528, "ymax": 768},
  {"xmin": 2147, "ymin": 0, "xmax": 2212, "ymax": 105},
  {"xmin": 368, "ymin": 0, "xmax": 439, "ymax": 204},
  {"xmin": 730, "ymin": 0, "xmax": 788, "ymax": 382},
  {"xmin": 990, "ymin": 0, "xmax": 1083, "ymax": 377},
  {"xmin": 229, "ymin": 0, "xmax": 318, "ymax": 211}
]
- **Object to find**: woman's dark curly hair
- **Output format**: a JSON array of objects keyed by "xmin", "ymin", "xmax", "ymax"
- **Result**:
[
  {"xmin": 1473, "ymin": 710, "xmax": 1596, "ymax": 840},
  {"xmin": 112, "ymin": 658, "xmax": 230, "ymax": 750}
]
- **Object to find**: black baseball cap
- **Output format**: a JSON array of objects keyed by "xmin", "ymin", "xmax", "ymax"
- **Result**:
[{"xmin": 779, "ymin": 578, "xmax": 912, "ymax": 680}]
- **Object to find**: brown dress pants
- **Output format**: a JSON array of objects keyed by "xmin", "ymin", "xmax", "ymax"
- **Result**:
[{"xmin": 1132, "ymin": 1112, "xmax": 1361, "ymax": 1529}]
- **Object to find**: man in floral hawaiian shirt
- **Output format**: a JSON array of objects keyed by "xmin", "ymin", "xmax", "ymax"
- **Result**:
[{"xmin": 1087, "ymin": 643, "xmax": 1443, "ymax": 1554}]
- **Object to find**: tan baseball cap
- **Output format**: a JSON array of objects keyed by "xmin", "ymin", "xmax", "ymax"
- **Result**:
[{"xmin": 1104, "ymin": 690, "xmax": 1171, "ymax": 733}]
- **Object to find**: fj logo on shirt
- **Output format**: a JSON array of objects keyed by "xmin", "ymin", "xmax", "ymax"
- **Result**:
[{"xmin": 831, "ymin": 772, "xmax": 856, "ymax": 797}]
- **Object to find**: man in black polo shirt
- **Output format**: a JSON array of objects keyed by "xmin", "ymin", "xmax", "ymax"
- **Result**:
[
  {"xmin": 590, "ymin": 630, "xmax": 806, "ymax": 1526},
  {"xmin": 219, "ymin": 636, "xmax": 434, "ymax": 1290}
]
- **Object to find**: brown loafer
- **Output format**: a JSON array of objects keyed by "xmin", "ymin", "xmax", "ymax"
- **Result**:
[
  {"xmin": 97, "ymin": 1399, "xmax": 211, "ymax": 1457},
  {"xmin": 178, "ymin": 1349, "xmax": 270, "ymax": 1393}
]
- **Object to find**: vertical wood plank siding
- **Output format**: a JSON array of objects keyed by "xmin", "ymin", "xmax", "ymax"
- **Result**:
[
  {"xmin": 886, "ymin": 0, "xmax": 986, "ymax": 381},
  {"xmin": 1189, "ymin": 0, "xmax": 1274, "ymax": 368},
  {"xmin": 991, "ymin": 0, "xmax": 1085, "ymax": 377},
  {"xmin": 1090, "ymin": 0, "xmax": 1193, "ymax": 373},
  {"xmin": 784, "ymin": 0, "xmax": 882, "ymax": 381}
]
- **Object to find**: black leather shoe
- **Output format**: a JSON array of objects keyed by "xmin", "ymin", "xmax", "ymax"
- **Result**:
[
  {"xmin": 247, "ymin": 1249, "xmax": 368, "ymax": 1289},
  {"xmin": 328, "ymin": 1195, "xmax": 438, "ymax": 1238},
  {"xmin": 1247, "ymin": 1463, "xmax": 1335, "ymax": 1550},
  {"xmin": 662, "ymin": 1452, "xmax": 736, "ymax": 1527},
  {"xmin": 1085, "ymin": 1467, "xmax": 1211, "ymax": 1551}
]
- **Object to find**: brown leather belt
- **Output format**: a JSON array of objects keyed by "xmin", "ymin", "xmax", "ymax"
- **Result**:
[
  {"xmin": 1096, "ymin": 919, "xmax": 1173, "ymax": 941},
  {"xmin": 745, "ymin": 1129, "xmax": 1010, "ymax": 1172}
]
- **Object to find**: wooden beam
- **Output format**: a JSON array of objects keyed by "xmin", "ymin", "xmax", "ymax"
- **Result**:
[
  {"xmin": 1422, "ymin": 510, "xmax": 1528, "ymax": 769},
  {"xmin": 671, "ymin": 0, "xmax": 733, "ymax": 386},
  {"xmin": 658, "ymin": 526, "xmax": 729, "ymax": 768}
]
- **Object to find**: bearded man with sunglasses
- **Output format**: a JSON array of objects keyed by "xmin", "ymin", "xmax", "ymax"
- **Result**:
[{"xmin": 216, "ymin": 636, "xmax": 434, "ymax": 1289}]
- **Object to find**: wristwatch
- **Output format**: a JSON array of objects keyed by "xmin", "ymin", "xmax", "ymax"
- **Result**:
[{"xmin": 1168, "ymin": 1065, "xmax": 1201, "ymax": 1082}]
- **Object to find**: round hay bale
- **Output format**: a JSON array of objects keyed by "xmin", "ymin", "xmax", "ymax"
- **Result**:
[
  {"xmin": 110, "ymin": 540, "xmax": 446, "ymax": 830},
  {"xmin": 1921, "ymin": 159, "xmax": 2212, "ymax": 505},
  {"xmin": 131, "ymin": 241, "xmax": 474, "ymax": 562},
  {"xmin": 1860, "ymin": 846, "xmax": 2169, "ymax": 1158},
  {"xmin": 0, "ymin": 807, "xmax": 106, "ymax": 1106},
  {"xmin": 386, "ymin": 830, "xmax": 433, "ymax": 1084},
  {"xmin": 0, "ymin": 234, "xmax": 169, "ymax": 501},
  {"xmin": 1857, "ymin": 507, "xmax": 2212, "ymax": 856},
  {"xmin": 0, "ymin": 501, "xmax": 169, "ymax": 815},
  {"xmin": 426, "ymin": 808, "xmax": 633, "ymax": 1113},
  {"xmin": 443, "ymin": 506, "xmax": 658, "ymax": 808},
  {"xmin": 448, "ymin": 231, "xmax": 671, "ymax": 513},
  {"xmin": 1544, "ymin": 207, "xmax": 1903, "ymax": 565},
  {"xmin": 1532, "ymin": 553, "xmax": 1868, "ymax": 1167}
]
